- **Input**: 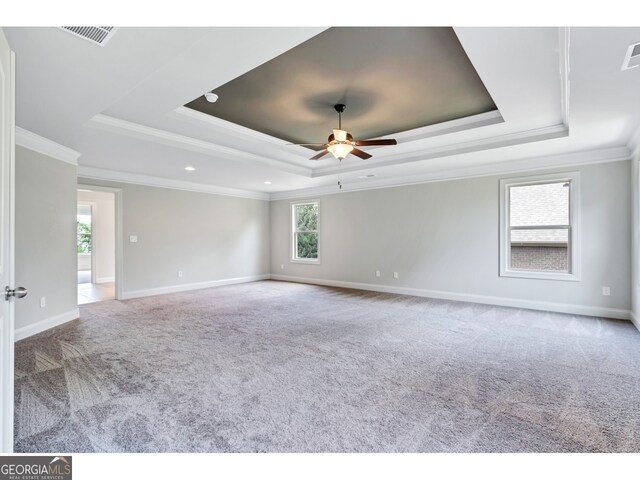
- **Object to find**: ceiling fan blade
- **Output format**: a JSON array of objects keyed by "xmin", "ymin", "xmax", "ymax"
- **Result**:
[
  {"xmin": 350, "ymin": 148, "xmax": 372, "ymax": 160},
  {"xmin": 333, "ymin": 129, "xmax": 348, "ymax": 142},
  {"xmin": 355, "ymin": 139, "xmax": 398, "ymax": 146},
  {"xmin": 286, "ymin": 142, "xmax": 327, "ymax": 146},
  {"xmin": 310, "ymin": 149, "xmax": 330, "ymax": 160}
]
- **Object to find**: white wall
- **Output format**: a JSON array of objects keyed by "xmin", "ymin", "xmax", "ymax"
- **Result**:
[
  {"xmin": 271, "ymin": 161, "xmax": 632, "ymax": 318},
  {"xmin": 78, "ymin": 178, "xmax": 271, "ymax": 298},
  {"xmin": 77, "ymin": 189, "xmax": 115, "ymax": 283},
  {"xmin": 15, "ymin": 146, "xmax": 78, "ymax": 338}
]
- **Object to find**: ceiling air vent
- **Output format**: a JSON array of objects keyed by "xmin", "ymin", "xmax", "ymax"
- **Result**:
[
  {"xmin": 59, "ymin": 27, "xmax": 117, "ymax": 46},
  {"xmin": 622, "ymin": 42, "xmax": 640, "ymax": 71}
]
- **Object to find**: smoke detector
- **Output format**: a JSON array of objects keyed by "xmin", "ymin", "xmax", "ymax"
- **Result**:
[
  {"xmin": 622, "ymin": 42, "xmax": 640, "ymax": 71},
  {"xmin": 204, "ymin": 92, "xmax": 219, "ymax": 103}
]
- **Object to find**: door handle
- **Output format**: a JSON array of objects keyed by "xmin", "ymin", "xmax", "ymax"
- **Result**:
[{"xmin": 5, "ymin": 286, "xmax": 27, "ymax": 300}]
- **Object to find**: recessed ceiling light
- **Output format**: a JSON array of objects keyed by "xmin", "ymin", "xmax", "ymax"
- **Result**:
[
  {"xmin": 184, "ymin": 166, "xmax": 196, "ymax": 171},
  {"xmin": 204, "ymin": 92, "xmax": 219, "ymax": 103},
  {"xmin": 357, "ymin": 174, "xmax": 376, "ymax": 179},
  {"xmin": 264, "ymin": 181, "xmax": 272, "ymax": 185}
]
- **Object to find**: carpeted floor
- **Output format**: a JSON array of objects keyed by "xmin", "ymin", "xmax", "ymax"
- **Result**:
[{"xmin": 13, "ymin": 280, "xmax": 640, "ymax": 452}]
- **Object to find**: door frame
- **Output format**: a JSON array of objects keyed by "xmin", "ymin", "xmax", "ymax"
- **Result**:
[
  {"xmin": 0, "ymin": 40, "xmax": 15, "ymax": 453},
  {"xmin": 77, "ymin": 200, "xmax": 96, "ymax": 283},
  {"xmin": 76, "ymin": 184, "xmax": 123, "ymax": 300}
]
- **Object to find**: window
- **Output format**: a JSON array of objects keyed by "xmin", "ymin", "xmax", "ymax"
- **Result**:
[
  {"xmin": 499, "ymin": 172, "xmax": 580, "ymax": 281},
  {"xmin": 77, "ymin": 204, "xmax": 92, "ymax": 254},
  {"xmin": 291, "ymin": 201, "xmax": 319, "ymax": 263}
]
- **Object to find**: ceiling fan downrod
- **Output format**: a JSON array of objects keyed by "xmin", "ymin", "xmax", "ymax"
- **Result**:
[{"xmin": 334, "ymin": 103, "xmax": 346, "ymax": 130}]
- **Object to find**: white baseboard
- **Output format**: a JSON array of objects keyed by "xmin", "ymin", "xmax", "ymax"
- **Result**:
[
  {"xmin": 631, "ymin": 311, "xmax": 640, "ymax": 332},
  {"xmin": 121, "ymin": 274, "xmax": 271, "ymax": 300},
  {"xmin": 95, "ymin": 276, "xmax": 115, "ymax": 284},
  {"xmin": 270, "ymin": 274, "xmax": 631, "ymax": 321},
  {"xmin": 14, "ymin": 308, "xmax": 80, "ymax": 342}
]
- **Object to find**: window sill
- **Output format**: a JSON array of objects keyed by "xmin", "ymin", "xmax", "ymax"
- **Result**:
[
  {"xmin": 500, "ymin": 269, "xmax": 580, "ymax": 282},
  {"xmin": 290, "ymin": 259, "xmax": 321, "ymax": 265}
]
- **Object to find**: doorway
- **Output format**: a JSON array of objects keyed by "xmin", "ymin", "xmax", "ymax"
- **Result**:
[{"xmin": 77, "ymin": 188, "xmax": 116, "ymax": 304}]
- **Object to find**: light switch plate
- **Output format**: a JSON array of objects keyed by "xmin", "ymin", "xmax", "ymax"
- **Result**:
[{"xmin": 129, "ymin": 235, "xmax": 138, "ymax": 243}]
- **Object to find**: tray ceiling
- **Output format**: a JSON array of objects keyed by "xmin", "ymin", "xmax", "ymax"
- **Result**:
[{"xmin": 185, "ymin": 27, "xmax": 498, "ymax": 147}]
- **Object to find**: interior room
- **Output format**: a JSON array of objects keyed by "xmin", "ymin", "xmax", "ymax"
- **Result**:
[{"xmin": 1, "ymin": 25, "xmax": 640, "ymax": 456}]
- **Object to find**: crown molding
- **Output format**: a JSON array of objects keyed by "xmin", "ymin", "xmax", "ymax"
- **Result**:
[
  {"xmin": 169, "ymin": 106, "xmax": 315, "ymax": 165},
  {"xmin": 169, "ymin": 106, "xmax": 311, "ymax": 156},
  {"xmin": 91, "ymin": 109, "xmax": 562, "ymax": 181},
  {"xmin": 390, "ymin": 109, "xmax": 504, "ymax": 144},
  {"xmin": 77, "ymin": 144, "xmax": 631, "ymax": 203},
  {"xmin": 170, "ymin": 105, "xmax": 504, "ymax": 155},
  {"xmin": 311, "ymin": 123, "xmax": 569, "ymax": 177},
  {"xmin": 87, "ymin": 114, "xmax": 312, "ymax": 177},
  {"xmin": 270, "ymin": 146, "xmax": 631, "ymax": 201},
  {"xmin": 15, "ymin": 127, "xmax": 81, "ymax": 165},
  {"xmin": 77, "ymin": 166, "xmax": 270, "ymax": 201}
]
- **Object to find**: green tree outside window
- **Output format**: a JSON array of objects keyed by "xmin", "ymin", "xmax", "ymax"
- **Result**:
[
  {"xmin": 294, "ymin": 203, "xmax": 318, "ymax": 260},
  {"xmin": 77, "ymin": 222, "xmax": 92, "ymax": 254}
]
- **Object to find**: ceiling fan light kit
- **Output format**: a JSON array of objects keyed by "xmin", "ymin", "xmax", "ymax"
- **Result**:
[
  {"xmin": 292, "ymin": 103, "xmax": 398, "ymax": 162},
  {"xmin": 327, "ymin": 140, "xmax": 354, "ymax": 160}
]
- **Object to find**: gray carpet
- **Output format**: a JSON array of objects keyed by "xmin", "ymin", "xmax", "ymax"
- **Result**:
[{"xmin": 14, "ymin": 280, "xmax": 640, "ymax": 452}]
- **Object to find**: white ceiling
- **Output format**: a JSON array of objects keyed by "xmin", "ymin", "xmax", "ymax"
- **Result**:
[{"xmin": 4, "ymin": 26, "xmax": 640, "ymax": 198}]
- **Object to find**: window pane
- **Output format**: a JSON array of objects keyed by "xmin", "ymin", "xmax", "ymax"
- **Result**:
[
  {"xmin": 296, "ymin": 203, "xmax": 318, "ymax": 231},
  {"xmin": 510, "ymin": 182, "xmax": 569, "ymax": 227},
  {"xmin": 296, "ymin": 232, "xmax": 318, "ymax": 259},
  {"xmin": 77, "ymin": 221, "xmax": 92, "ymax": 254},
  {"xmin": 510, "ymin": 228, "xmax": 568, "ymax": 272}
]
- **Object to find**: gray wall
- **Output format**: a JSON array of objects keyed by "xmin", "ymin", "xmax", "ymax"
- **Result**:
[
  {"xmin": 15, "ymin": 146, "xmax": 77, "ymax": 331},
  {"xmin": 77, "ymin": 178, "xmax": 270, "ymax": 296},
  {"xmin": 271, "ymin": 161, "xmax": 632, "ymax": 312}
]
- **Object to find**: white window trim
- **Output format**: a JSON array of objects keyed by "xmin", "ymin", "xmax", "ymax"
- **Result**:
[
  {"xmin": 290, "ymin": 199, "xmax": 320, "ymax": 265},
  {"xmin": 499, "ymin": 172, "xmax": 581, "ymax": 282}
]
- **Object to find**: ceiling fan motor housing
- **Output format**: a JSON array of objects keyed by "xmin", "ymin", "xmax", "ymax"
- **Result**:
[{"xmin": 327, "ymin": 132, "xmax": 354, "ymax": 144}]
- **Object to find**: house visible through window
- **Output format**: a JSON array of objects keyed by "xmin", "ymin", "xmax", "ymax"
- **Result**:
[
  {"xmin": 500, "ymin": 173, "xmax": 580, "ymax": 281},
  {"xmin": 291, "ymin": 201, "xmax": 319, "ymax": 262}
]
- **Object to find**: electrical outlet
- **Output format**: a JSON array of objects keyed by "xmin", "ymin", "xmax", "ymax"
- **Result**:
[
  {"xmin": 375, "ymin": 270, "xmax": 381, "ymax": 277},
  {"xmin": 178, "ymin": 270, "xmax": 183, "ymax": 278},
  {"xmin": 280, "ymin": 264, "xmax": 284, "ymax": 270},
  {"xmin": 40, "ymin": 297, "xmax": 46, "ymax": 308},
  {"xmin": 129, "ymin": 235, "xmax": 138, "ymax": 243},
  {"xmin": 602, "ymin": 286, "xmax": 610, "ymax": 296},
  {"xmin": 393, "ymin": 272, "xmax": 399, "ymax": 279}
]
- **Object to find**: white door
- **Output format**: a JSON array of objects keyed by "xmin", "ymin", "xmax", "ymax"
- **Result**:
[{"xmin": 0, "ymin": 28, "xmax": 16, "ymax": 453}]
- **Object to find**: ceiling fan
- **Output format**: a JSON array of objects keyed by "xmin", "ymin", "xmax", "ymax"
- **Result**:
[{"xmin": 290, "ymin": 104, "xmax": 398, "ymax": 161}]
